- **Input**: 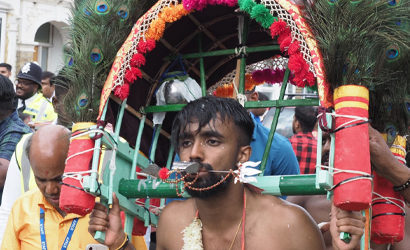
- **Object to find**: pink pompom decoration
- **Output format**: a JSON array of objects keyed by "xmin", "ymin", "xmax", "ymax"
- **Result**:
[{"xmin": 252, "ymin": 69, "xmax": 275, "ymax": 84}]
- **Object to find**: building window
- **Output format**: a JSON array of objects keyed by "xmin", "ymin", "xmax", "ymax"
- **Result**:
[{"xmin": 34, "ymin": 23, "xmax": 53, "ymax": 70}]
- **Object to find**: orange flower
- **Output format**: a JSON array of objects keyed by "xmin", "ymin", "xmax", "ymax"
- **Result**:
[{"xmin": 146, "ymin": 18, "xmax": 166, "ymax": 41}]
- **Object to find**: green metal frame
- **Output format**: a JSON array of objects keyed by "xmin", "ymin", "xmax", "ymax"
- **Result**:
[{"xmin": 84, "ymin": 24, "xmax": 370, "ymax": 248}]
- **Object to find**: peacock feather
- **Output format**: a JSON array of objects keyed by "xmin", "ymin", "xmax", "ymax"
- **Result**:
[
  {"xmin": 59, "ymin": 0, "xmax": 155, "ymax": 123},
  {"xmin": 301, "ymin": 0, "xmax": 410, "ymax": 137}
]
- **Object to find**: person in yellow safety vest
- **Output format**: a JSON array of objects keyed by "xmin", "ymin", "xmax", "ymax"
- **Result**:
[{"xmin": 15, "ymin": 62, "xmax": 57, "ymax": 124}]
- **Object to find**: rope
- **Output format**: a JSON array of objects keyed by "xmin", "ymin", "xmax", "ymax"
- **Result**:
[
  {"xmin": 232, "ymin": 78, "xmax": 247, "ymax": 107},
  {"xmin": 372, "ymin": 192, "xmax": 406, "ymax": 214},
  {"xmin": 235, "ymin": 46, "xmax": 248, "ymax": 56},
  {"xmin": 319, "ymin": 165, "xmax": 373, "ymax": 191},
  {"xmin": 317, "ymin": 112, "xmax": 370, "ymax": 133}
]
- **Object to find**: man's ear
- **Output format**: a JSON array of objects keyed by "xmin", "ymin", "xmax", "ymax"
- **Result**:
[
  {"xmin": 237, "ymin": 145, "xmax": 252, "ymax": 163},
  {"xmin": 250, "ymin": 91, "xmax": 259, "ymax": 102},
  {"xmin": 52, "ymin": 96, "xmax": 58, "ymax": 113}
]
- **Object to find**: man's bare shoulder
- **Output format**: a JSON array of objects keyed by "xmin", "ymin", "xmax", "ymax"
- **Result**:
[
  {"xmin": 247, "ymin": 193, "xmax": 325, "ymax": 250},
  {"xmin": 156, "ymin": 199, "xmax": 197, "ymax": 250}
]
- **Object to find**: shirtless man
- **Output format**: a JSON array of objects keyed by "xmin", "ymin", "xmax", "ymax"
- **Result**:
[
  {"xmin": 288, "ymin": 127, "xmax": 410, "ymax": 250},
  {"xmin": 88, "ymin": 97, "xmax": 365, "ymax": 250}
]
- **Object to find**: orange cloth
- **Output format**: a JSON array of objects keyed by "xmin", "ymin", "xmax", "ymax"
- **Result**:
[{"xmin": 1, "ymin": 188, "xmax": 147, "ymax": 250}]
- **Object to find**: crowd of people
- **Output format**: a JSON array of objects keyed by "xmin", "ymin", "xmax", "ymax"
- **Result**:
[{"xmin": 0, "ymin": 62, "xmax": 409, "ymax": 250}]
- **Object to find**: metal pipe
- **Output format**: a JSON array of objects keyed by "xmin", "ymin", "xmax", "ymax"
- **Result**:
[
  {"xmin": 143, "ymin": 98, "xmax": 319, "ymax": 113},
  {"xmin": 118, "ymin": 175, "xmax": 326, "ymax": 198},
  {"xmin": 149, "ymin": 124, "xmax": 162, "ymax": 163},
  {"xmin": 166, "ymin": 45, "xmax": 280, "ymax": 60},
  {"xmin": 198, "ymin": 34, "xmax": 207, "ymax": 96},
  {"xmin": 259, "ymin": 69, "xmax": 290, "ymax": 175},
  {"xmin": 130, "ymin": 116, "xmax": 146, "ymax": 180}
]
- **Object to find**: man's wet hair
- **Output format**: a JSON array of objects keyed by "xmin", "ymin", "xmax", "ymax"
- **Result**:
[
  {"xmin": 295, "ymin": 106, "xmax": 318, "ymax": 132},
  {"xmin": 171, "ymin": 96, "xmax": 255, "ymax": 151},
  {"xmin": 0, "ymin": 74, "xmax": 15, "ymax": 111}
]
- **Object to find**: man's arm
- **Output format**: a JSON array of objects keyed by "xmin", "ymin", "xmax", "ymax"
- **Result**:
[
  {"xmin": 0, "ymin": 158, "xmax": 9, "ymax": 187},
  {"xmin": 368, "ymin": 125, "xmax": 410, "ymax": 204},
  {"xmin": 0, "ymin": 153, "xmax": 22, "ymax": 245}
]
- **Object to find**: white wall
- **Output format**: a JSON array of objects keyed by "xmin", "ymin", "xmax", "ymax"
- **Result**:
[{"xmin": 47, "ymin": 25, "xmax": 64, "ymax": 74}]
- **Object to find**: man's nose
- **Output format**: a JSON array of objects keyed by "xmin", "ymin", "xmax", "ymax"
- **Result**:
[
  {"xmin": 45, "ymin": 181, "xmax": 60, "ymax": 195},
  {"xmin": 322, "ymin": 140, "xmax": 331, "ymax": 155},
  {"xmin": 189, "ymin": 141, "xmax": 204, "ymax": 162}
]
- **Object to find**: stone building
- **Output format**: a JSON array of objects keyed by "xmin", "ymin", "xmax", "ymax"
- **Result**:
[{"xmin": 0, "ymin": 0, "xmax": 71, "ymax": 80}]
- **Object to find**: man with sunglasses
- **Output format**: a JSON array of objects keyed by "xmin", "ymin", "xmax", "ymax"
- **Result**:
[{"xmin": 15, "ymin": 62, "xmax": 57, "ymax": 125}]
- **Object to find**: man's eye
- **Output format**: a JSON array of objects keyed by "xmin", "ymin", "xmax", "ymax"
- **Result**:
[
  {"xmin": 207, "ymin": 139, "xmax": 220, "ymax": 146},
  {"xmin": 181, "ymin": 141, "xmax": 192, "ymax": 147}
]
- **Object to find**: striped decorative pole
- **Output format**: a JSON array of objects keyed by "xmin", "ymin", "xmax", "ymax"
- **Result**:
[{"xmin": 333, "ymin": 85, "xmax": 372, "ymax": 211}]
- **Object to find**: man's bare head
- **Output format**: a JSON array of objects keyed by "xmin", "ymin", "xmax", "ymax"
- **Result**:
[{"xmin": 26, "ymin": 125, "xmax": 70, "ymax": 209}]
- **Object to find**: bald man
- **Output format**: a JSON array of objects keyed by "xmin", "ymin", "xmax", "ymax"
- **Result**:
[{"xmin": 1, "ymin": 125, "xmax": 105, "ymax": 249}]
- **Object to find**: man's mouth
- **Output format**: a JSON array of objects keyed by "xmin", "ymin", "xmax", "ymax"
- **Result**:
[{"xmin": 48, "ymin": 196, "xmax": 60, "ymax": 204}]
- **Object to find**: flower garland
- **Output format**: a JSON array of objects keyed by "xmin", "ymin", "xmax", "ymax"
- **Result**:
[
  {"xmin": 114, "ymin": 4, "xmax": 191, "ymax": 100},
  {"xmin": 114, "ymin": 0, "xmax": 318, "ymax": 100},
  {"xmin": 182, "ymin": 217, "xmax": 203, "ymax": 250},
  {"xmin": 270, "ymin": 19, "xmax": 316, "ymax": 88},
  {"xmin": 213, "ymin": 74, "xmax": 263, "ymax": 98}
]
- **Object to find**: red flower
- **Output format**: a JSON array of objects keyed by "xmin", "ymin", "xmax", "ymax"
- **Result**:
[
  {"xmin": 114, "ymin": 84, "xmax": 130, "ymax": 100},
  {"xmin": 131, "ymin": 53, "xmax": 146, "ymax": 67},
  {"xmin": 288, "ymin": 53, "xmax": 308, "ymax": 74},
  {"xmin": 125, "ymin": 67, "xmax": 143, "ymax": 83},
  {"xmin": 159, "ymin": 168, "xmax": 169, "ymax": 180},
  {"xmin": 277, "ymin": 28, "xmax": 291, "ymax": 44},
  {"xmin": 292, "ymin": 75, "xmax": 306, "ymax": 88},
  {"xmin": 280, "ymin": 36, "xmax": 291, "ymax": 53},
  {"xmin": 270, "ymin": 19, "xmax": 287, "ymax": 37},
  {"xmin": 288, "ymin": 40, "xmax": 300, "ymax": 55},
  {"xmin": 305, "ymin": 71, "xmax": 316, "ymax": 87},
  {"xmin": 137, "ymin": 39, "xmax": 156, "ymax": 54}
]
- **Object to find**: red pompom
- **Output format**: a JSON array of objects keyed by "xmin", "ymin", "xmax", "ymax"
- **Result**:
[
  {"xmin": 280, "ymin": 36, "xmax": 292, "ymax": 53},
  {"xmin": 125, "ymin": 67, "xmax": 143, "ymax": 83},
  {"xmin": 288, "ymin": 53, "xmax": 308, "ymax": 74},
  {"xmin": 114, "ymin": 84, "xmax": 130, "ymax": 100},
  {"xmin": 130, "ymin": 54, "xmax": 146, "ymax": 67},
  {"xmin": 277, "ymin": 28, "xmax": 291, "ymax": 44},
  {"xmin": 305, "ymin": 71, "xmax": 316, "ymax": 87},
  {"xmin": 288, "ymin": 40, "xmax": 300, "ymax": 55},
  {"xmin": 146, "ymin": 39, "xmax": 156, "ymax": 52},
  {"xmin": 159, "ymin": 168, "xmax": 169, "ymax": 180},
  {"xmin": 292, "ymin": 75, "xmax": 307, "ymax": 88},
  {"xmin": 270, "ymin": 19, "xmax": 287, "ymax": 37},
  {"xmin": 252, "ymin": 69, "xmax": 275, "ymax": 83}
]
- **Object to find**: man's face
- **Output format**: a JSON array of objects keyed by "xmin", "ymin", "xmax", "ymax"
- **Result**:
[
  {"xmin": 321, "ymin": 132, "xmax": 331, "ymax": 166},
  {"xmin": 0, "ymin": 67, "xmax": 11, "ymax": 78},
  {"xmin": 31, "ymin": 147, "xmax": 65, "ymax": 208},
  {"xmin": 178, "ymin": 117, "xmax": 240, "ymax": 198},
  {"xmin": 15, "ymin": 78, "xmax": 38, "ymax": 100},
  {"xmin": 41, "ymin": 78, "xmax": 54, "ymax": 99}
]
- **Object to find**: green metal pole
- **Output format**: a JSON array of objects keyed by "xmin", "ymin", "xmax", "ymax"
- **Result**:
[
  {"xmin": 165, "ymin": 144, "xmax": 174, "ymax": 170},
  {"xmin": 238, "ymin": 15, "xmax": 249, "ymax": 94},
  {"xmin": 90, "ymin": 102, "xmax": 109, "ymax": 193},
  {"xmin": 130, "ymin": 115, "xmax": 146, "ymax": 180},
  {"xmin": 109, "ymin": 98, "xmax": 128, "ymax": 204},
  {"xmin": 259, "ymin": 69, "xmax": 290, "ymax": 175},
  {"xmin": 118, "ymin": 175, "xmax": 326, "ymax": 198},
  {"xmin": 167, "ymin": 45, "xmax": 280, "ymax": 61},
  {"xmin": 144, "ymin": 99, "xmax": 319, "ymax": 113},
  {"xmin": 198, "ymin": 34, "xmax": 207, "ymax": 96},
  {"xmin": 149, "ymin": 124, "xmax": 162, "ymax": 163}
]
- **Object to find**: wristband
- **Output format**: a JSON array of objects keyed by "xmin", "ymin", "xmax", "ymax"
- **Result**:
[
  {"xmin": 393, "ymin": 177, "xmax": 410, "ymax": 192},
  {"xmin": 114, "ymin": 233, "xmax": 129, "ymax": 250}
]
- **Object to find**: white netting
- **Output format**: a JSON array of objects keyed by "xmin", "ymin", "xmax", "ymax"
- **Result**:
[
  {"xmin": 113, "ymin": 0, "xmax": 180, "ymax": 89},
  {"xmin": 262, "ymin": 0, "xmax": 316, "ymax": 75},
  {"xmin": 207, "ymin": 56, "xmax": 289, "ymax": 95}
]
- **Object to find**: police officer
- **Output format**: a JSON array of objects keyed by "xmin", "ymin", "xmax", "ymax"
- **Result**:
[{"xmin": 15, "ymin": 62, "xmax": 57, "ymax": 124}]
